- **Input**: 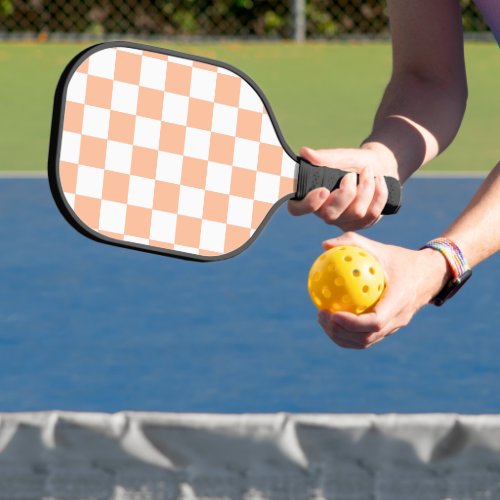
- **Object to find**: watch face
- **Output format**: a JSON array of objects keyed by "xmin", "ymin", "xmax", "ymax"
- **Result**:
[{"xmin": 432, "ymin": 269, "xmax": 472, "ymax": 306}]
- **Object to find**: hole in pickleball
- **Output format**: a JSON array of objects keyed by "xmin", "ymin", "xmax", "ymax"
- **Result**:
[
  {"xmin": 369, "ymin": 267, "xmax": 376, "ymax": 275},
  {"xmin": 334, "ymin": 277, "xmax": 344, "ymax": 286},
  {"xmin": 356, "ymin": 306, "xmax": 366, "ymax": 314},
  {"xmin": 362, "ymin": 285, "xmax": 369, "ymax": 293},
  {"xmin": 313, "ymin": 271, "xmax": 321, "ymax": 282},
  {"xmin": 327, "ymin": 264, "xmax": 335, "ymax": 272},
  {"xmin": 352, "ymin": 269, "xmax": 360, "ymax": 277},
  {"xmin": 344, "ymin": 256, "xmax": 352, "ymax": 262},
  {"xmin": 378, "ymin": 284, "xmax": 382, "ymax": 291},
  {"xmin": 359, "ymin": 251, "xmax": 367, "ymax": 257},
  {"xmin": 333, "ymin": 303, "xmax": 342, "ymax": 311},
  {"xmin": 322, "ymin": 286, "xmax": 332, "ymax": 299},
  {"xmin": 342, "ymin": 295, "xmax": 351, "ymax": 304}
]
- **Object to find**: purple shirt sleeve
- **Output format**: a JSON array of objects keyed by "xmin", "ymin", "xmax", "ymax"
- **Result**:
[{"xmin": 473, "ymin": 0, "xmax": 500, "ymax": 45}]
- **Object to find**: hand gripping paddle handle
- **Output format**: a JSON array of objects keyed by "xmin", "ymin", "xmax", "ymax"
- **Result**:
[{"xmin": 293, "ymin": 157, "xmax": 402, "ymax": 215}]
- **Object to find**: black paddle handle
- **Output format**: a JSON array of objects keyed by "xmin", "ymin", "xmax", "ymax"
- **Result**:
[{"xmin": 293, "ymin": 157, "xmax": 402, "ymax": 215}]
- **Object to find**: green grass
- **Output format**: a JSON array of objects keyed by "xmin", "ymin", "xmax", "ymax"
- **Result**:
[{"xmin": 0, "ymin": 41, "xmax": 497, "ymax": 172}]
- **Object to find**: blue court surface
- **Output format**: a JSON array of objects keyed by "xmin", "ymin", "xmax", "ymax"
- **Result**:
[{"xmin": 0, "ymin": 176, "xmax": 498, "ymax": 413}]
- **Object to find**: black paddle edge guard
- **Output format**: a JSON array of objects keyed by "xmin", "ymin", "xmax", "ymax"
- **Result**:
[{"xmin": 293, "ymin": 157, "xmax": 402, "ymax": 215}]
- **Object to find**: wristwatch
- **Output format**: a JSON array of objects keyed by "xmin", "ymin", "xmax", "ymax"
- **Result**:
[{"xmin": 421, "ymin": 238, "xmax": 472, "ymax": 306}]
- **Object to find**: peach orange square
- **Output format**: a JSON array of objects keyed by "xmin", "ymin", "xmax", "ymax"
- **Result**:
[
  {"xmin": 202, "ymin": 191, "xmax": 229, "ymax": 222},
  {"xmin": 193, "ymin": 61, "xmax": 218, "ymax": 72},
  {"xmin": 150, "ymin": 240, "xmax": 174, "ymax": 250},
  {"xmin": 181, "ymin": 158, "xmax": 208, "ymax": 189},
  {"xmin": 137, "ymin": 87, "xmax": 164, "ymax": 120},
  {"xmin": 251, "ymin": 200, "xmax": 273, "ymax": 229},
  {"xmin": 230, "ymin": 168, "xmax": 256, "ymax": 199},
  {"xmin": 76, "ymin": 59, "xmax": 89, "ymax": 74},
  {"xmin": 114, "ymin": 51, "xmax": 142, "ymax": 84},
  {"xmin": 85, "ymin": 76, "xmax": 113, "ymax": 108},
  {"xmin": 79, "ymin": 136, "xmax": 107, "ymax": 168},
  {"xmin": 64, "ymin": 102, "xmax": 84, "ymax": 133},
  {"xmin": 215, "ymin": 74, "xmax": 241, "ymax": 107},
  {"xmin": 108, "ymin": 111, "xmax": 135, "ymax": 143},
  {"xmin": 165, "ymin": 63, "xmax": 192, "ymax": 96},
  {"xmin": 74, "ymin": 195, "xmax": 101, "ymax": 229},
  {"xmin": 159, "ymin": 122, "xmax": 186, "ymax": 154},
  {"xmin": 187, "ymin": 99, "xmax": 213, "ymax": 130},
  {"xmin": 60, "ymin": 162, "xmax": 78, "ymax": 194},
  {"xmin": 257, "ymin": 144, "xmax": 283, "ymax": 175},
  {"xmin": 175, "ymin": 215, "xmax": 201, "ymax": 248},
  {"xmin": 153, "ymin": 181, "xmax": 180, "ymax": 213},
  {"xmin": 125, "ymin": 205, "xmax": 152, "ymax": 239},
  {"xmin": 102, "ymin": 171, "xmax": 129, "ymax": 203},
  {"xmin": 237, "ymin": 109, "xmax": 262, "ymax": 142},
  {"xmin": 131, "ymin": 147, "xmax": 158, "ymax": 179},
  {"xmin": 279, "ymin": 176, "xmax": 295, "ymax": 198},
  {"xmin": 224, "ymin": 225, "xmax": 251, "ymax": 253},
  {"xmin": 209, "ymin": 133, "xmax": 235, "ymax": 165},
  {"xmin": 100, "ymin": 230, "xmax": 124, "ymax": 241}
]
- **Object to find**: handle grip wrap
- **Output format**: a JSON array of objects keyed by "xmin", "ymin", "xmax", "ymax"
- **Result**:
[{"xmin": 293, "ymin": 157, "xmax": 402, "ymax": 215}]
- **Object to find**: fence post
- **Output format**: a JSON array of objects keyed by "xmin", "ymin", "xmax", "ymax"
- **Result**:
[{"xmin": 293, "ymin": 0, "xmax": 306, "ymax": 42}]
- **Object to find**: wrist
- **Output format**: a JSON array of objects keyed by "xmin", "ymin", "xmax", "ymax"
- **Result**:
[{"xmin": 417, "ymin": 248, "xmax": 453, "ymax": 304}]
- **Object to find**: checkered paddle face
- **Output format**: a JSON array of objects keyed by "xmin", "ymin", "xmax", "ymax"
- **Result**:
[{"xmin": 57, "ymin": 46, "xmax": 298, "ymax": 258}]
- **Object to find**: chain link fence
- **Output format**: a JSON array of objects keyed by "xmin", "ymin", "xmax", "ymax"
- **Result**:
[{"xmin": 0, "ymin": 0, "xmax": 491, "ymax": 40}]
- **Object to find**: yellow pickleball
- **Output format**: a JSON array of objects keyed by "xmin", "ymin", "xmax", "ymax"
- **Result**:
[{"xmin": 308, "ymin": 245, "xmax": 385, "ymax": 314}]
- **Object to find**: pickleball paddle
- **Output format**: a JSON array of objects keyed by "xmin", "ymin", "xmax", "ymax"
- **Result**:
[{"xmin": 48, "ymin": 41, "xmax": 401, "ymax": 261}]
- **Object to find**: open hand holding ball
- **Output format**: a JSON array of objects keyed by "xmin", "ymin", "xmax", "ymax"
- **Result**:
[{"xmin": 308, "ymin": 245, "xmax": 385, "ymax": 314}]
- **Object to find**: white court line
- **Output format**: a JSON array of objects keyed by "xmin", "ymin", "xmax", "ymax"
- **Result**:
[
  {"xmin": 0, "ymin": 171, "xmax": 47, "ymax": 178},
  {"xmin": 0, "ymin": 170, "xmax": 488, "ymax": 179}
]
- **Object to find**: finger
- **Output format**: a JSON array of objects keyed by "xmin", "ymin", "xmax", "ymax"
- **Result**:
[
  {"xmin": 288, "ymin": 187, "xmax": 330, "ymax": 216},
  {"xmin": 315, "ymin": 172, "xmax": 357, "ymax": 224},
  {"xmin": 319, "ymin": 311, "xmax": 372, "ymax": 349},
  {"xmin": 322, "ymin": 231, "xmax": 370, "ymax": 251},
  {"xmin": 342, "ymin": 165, "xmax": 376, "ymax": 221},
  {"xmin": 362, "ymin": 175, "xmax": 389, "ymax": 224}
]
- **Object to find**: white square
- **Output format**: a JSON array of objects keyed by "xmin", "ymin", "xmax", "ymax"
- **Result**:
[
  {"xmin": 178, "ymin": 186, "xmax": 204, "ymax": 218},
  {"xmin": 211, "ymin": 103, "xmax": 238, "ymax": 136},
  {"xmin": 127, "ymin": 175, "xmax": 155, "ymax": 208},
  {"xmin": 173, "ymin": 244, "xmax": 199, "ymax": 255},
  {"xmin": 168, "ymin": 56, "xmax": 193, "ymax": 67},
  {"xmin": 281, "ymin": 154, "xmax": 298, "ymax": 179},
  {"xmin": 200, "ymin": 220, "xmax": 226, "ymax": 253},
  {"xmin": 82, "ymin": 105, "xmax": 110, "ymax": 139},
  {"xmin": 105, "ymin": 141, "xmax": 133, "ymax": 174},
  {"xmin": 76, "ymin": 165, "xmax": 104, "ymax": 199},
  {"xmin": 162, "ymin": 92, "xmax": 189, "ymax": 126},
  {"xmin": 260, "ymin": 114, "xmax": 280, "ymax": 145},
  {"xmin": 156, "ymin": 152, "xmax": 183, "ymax": 184},
  {"xmin": 134, "ymin": 116, "xmax": 161, "ymax": 150},
  {"xmin": 88, "ymin": 48, "xmax": 116, "ymax": 79},
  {"xmin": 254, "ymin": 172, "xmax": 281, "ymax": 203},
  {"xmin": 233, "ymin": 138, "xmax": 259, "ymax": 170},
  {"xmin": 239, "ymin": 80, "xmax": 264, "ymax": 113},
  {"xmin": 190, "ymin": 68, "xmax": 217, "ymax": 102},
  {"xmin": 150, "ymin": 210, "xmax": 177, "ymax": 243},
  {"xmin": 99, "ymin": 200, "xmax": 126, "ymax": 234},
  {"xmin": 217, "ymin": 67, "xmax": 237, "ymax": 77},
  {"xmin": 111, "ymin": 81, "xmax": 139, "ymax": 115},
  {"xmin": 184, "ymin": 127, "xmax": 211, "ymax": 160},
  {"xmin": 64, "ymin": 193, "xmax": 75, "ymax": 209},
  {"xmin": 205, "ymin": 162, "xmax": 232, "ymax": 194},
  {"xmin": 123, "ymin": 235, "xmax": 149, "ymax": 245},
  {"xmin": 66, "ymin": 72, "xmax": 87, "ymax": 104},
  {"xmin": 60, "ymin": 131, "xmax": 81, "ymax": 164},
  {"xmin": 227, "ymin": 196, "xmax": 253, "ymax": 228},
  {"xmin": 139, "ymin": 56, "xmax": 167, "ymax": 90}
]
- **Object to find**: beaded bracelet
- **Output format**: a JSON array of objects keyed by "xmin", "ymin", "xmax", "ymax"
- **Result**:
[{"xmin": 420, "ymin": 238, "xmax": 472, "ymax": 306}]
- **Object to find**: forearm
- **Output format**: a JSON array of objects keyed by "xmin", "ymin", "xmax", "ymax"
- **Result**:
[
  {"xmin": 441, "ymin": 162, "xmax": 500, "ymax": 267},
  {"xmin": 361, "ymin": 0, "xmax": 467, "ymax": 183},
  {"xmin": 363, "ymin": 73, "xmax": 467, "ymax": 182}
]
